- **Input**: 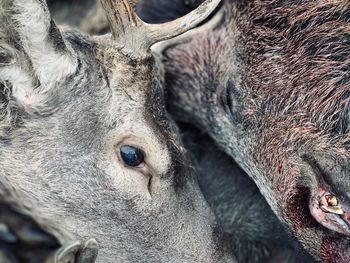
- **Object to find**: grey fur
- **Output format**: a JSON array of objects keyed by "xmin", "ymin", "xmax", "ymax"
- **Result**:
[{"xmin": 0, "ymin": 0, "xmax": 235, "ymax": 262}]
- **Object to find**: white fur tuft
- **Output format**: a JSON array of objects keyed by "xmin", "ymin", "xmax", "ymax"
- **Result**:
[
  {"xmin": 13, "ymin": 0, "xmax": 77, "ymax": 92},
  {"xmin": 0, "ymin": 65, "xmax": 37, "ymax": 109}
]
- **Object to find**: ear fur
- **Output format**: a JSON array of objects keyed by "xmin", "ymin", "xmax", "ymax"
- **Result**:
[{"xmin": 0, "ymin": 0, "xmax": 77, "ymax": 114}]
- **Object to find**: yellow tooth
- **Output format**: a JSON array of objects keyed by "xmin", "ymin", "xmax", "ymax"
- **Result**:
[
  {"xmin": 326, "ymin": 195, "xmax": 338, "ymax": 206},
  {"xmin": 321, "ymin": 205, "xmax": 344, "ymax": 215}
]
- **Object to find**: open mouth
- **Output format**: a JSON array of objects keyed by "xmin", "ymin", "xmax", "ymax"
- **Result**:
[
  {"xmin": 0, "ymin": 202, "xmax": 98, "ymax": 262},
  {"xmin": 311, "ymin": 189, "xmax": 350, "ymax": 236},
  {"xmin": 302, "ymin": 155, "xmax": 350, "ymax": 236}
]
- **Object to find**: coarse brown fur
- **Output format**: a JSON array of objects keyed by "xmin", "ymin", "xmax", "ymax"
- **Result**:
[
  {"xmin": 241, "ymin": 0, "xmax": 350, "ymax": 183},
  {"xmin": 162, "ymin": 0, "xmax": 350, "ymax": 262},
  {"xmin": 240, "ymin": 2, "xmax": 350, "ymax": 261}
]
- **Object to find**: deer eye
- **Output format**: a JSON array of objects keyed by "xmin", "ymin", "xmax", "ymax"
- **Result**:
[{"xmin": 120, "ymin": 145, "xmax": 145, "ymax": 167}]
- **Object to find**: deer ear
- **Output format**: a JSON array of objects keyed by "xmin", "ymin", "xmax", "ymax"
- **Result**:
[
  {"xmin": 0, "ymin": 43, "xmax": 35, "ymax": 110},
  {"xmin": 0, "ymin": 0, "xmax": 77, "ymax": 110}
]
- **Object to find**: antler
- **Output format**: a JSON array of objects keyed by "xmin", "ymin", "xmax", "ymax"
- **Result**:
[{"xmin": 100, "ymin": 0, "xmax": 221, "ymax": 57}]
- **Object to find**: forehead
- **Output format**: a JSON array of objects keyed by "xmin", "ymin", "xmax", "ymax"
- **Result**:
[
  {"xmin": 61, "ymin": 31, "xmax": 180, "ymax": 165},
  {"xmin": 64, "ymin": 31, "xmax": 162, "ymax": 109},
  {"xmin": 100, "ymin": 52, "xmax": 164, "ymax": 120}
]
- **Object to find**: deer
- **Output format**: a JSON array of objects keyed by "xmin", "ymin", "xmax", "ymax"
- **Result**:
[
  {"xmin": 0, "ymin": 0, "xmax": 237, "ymax": 262},
  {"xmin": 145, "ymin": 0, "xmax": 350, "ymax": 262}
]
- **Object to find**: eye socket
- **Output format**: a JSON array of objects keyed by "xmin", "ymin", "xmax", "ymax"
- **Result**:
[
  {"xmin": 120, "ymin": 145, "xmax": 145, "ymax": 167},
  {"xmin": 220, "ymin": 83, "xmax": 235, "ymax": 118}
]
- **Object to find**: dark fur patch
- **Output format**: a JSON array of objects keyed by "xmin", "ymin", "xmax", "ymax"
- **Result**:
[
  {"xmin": 284, "ymin": 186, "xmax": 318, "ymax": 230},
  {"xmin": 137, "ymin": 0, "xmax": 203, "ymax": 23},
  {"xmin": 320, "ymin": 236, "xmax": 350, "ymax": 263},
  {"xmin": 48, "ymin": 20, "xmax": 68, "ymax": 54},
  {"xmin": 144, "ymin": 72, "xmax": 194, "ymax": 192}
]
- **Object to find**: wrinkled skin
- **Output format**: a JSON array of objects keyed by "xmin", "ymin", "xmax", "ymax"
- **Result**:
[
  {"xmin": 156, "ymin": 0, "xmax": 350, "ymax": 262},
  {"xmin": 0, "ymin": 0, "xmax": 234, "ymax": 262}
]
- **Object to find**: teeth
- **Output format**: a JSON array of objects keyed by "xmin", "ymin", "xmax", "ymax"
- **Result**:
[
  {"xmin": 0, "ymin": 223, "xmax": 17, "ymax": 243},
  {"xmin": 320, "ymin": 205, "xmax": 344, "ymax": 215},
  {"xmin": 319, "ymin": 194, "xmax": 345, "ymax": 215},
  {"xmin": 325, "ymin": 195, "xmax": 338, "ymax": 206}
]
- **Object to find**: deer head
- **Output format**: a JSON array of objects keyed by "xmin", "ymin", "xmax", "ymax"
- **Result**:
[{"xmin": 0, "ymin": 0, "xmax": 236, "ymax": 262}]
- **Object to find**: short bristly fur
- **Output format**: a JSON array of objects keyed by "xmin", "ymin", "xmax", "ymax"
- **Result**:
[
  {"xmin": 0, "ymin": 0, "xmax": 236, "ymax": 262},
  {"xmin": 161, "ymin": 0, "xmax": 350, "ymax": 262}
]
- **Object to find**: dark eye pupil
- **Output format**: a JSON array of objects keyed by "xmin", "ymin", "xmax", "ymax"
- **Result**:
[{"xmin": 120, "ymin": 145, "xmax": 144, "ymax": 167}]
